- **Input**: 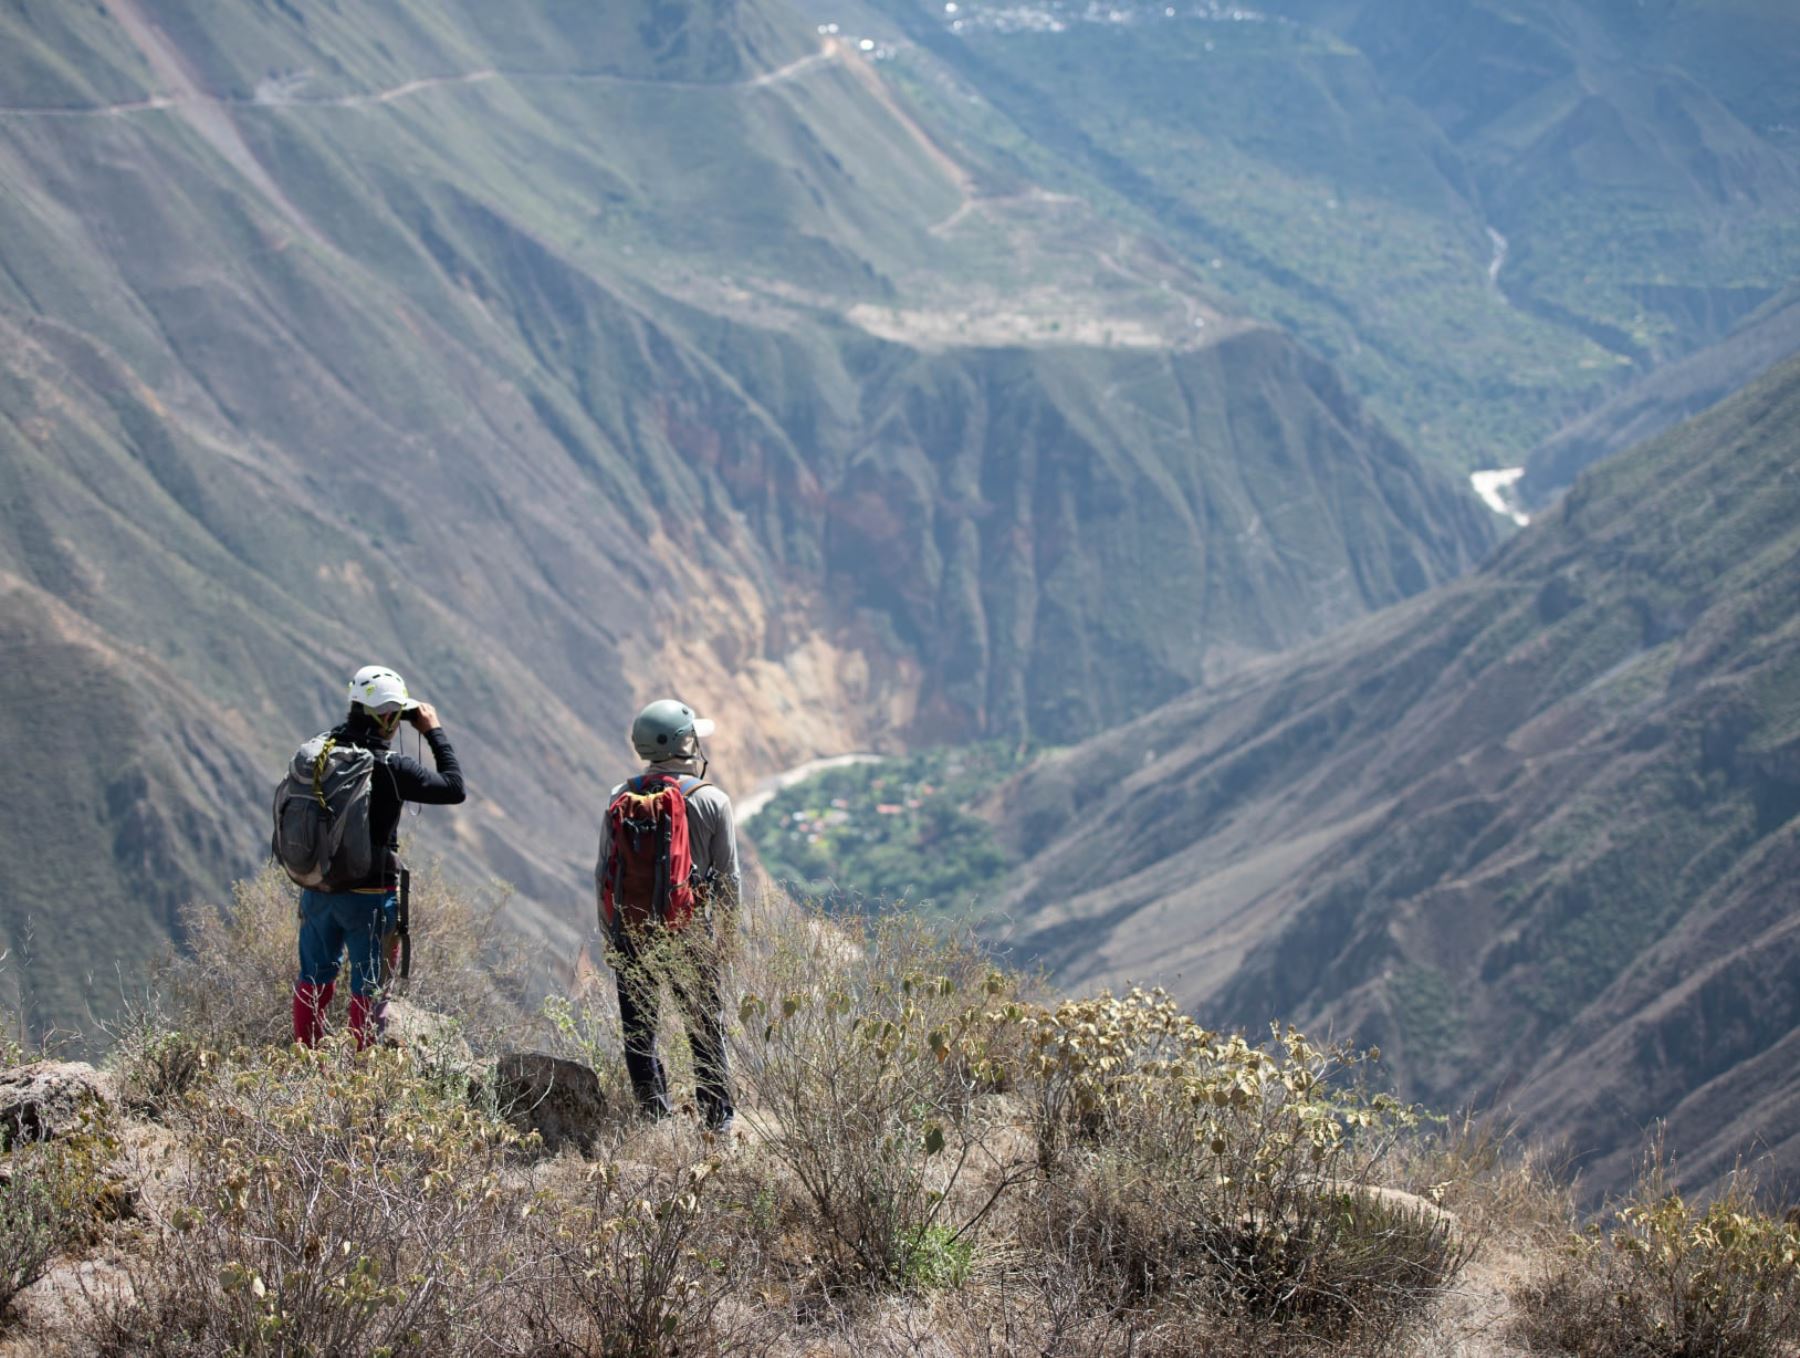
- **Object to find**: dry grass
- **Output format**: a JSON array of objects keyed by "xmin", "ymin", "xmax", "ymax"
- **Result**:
[
  {"xmin": 79, "ymin": 1040, "xmax": 535, "ymax": 1356},
  {"xmin": 1393, "ymin": 1114, "xmax": 1577, "ymax": 1246},
  {"xmin": 0, "ymin": 875, "xmax": 1695, "ymax": 1356},
  {"xmin": 158, "ymin": 860, "xmax": 536, "ymax": 1060}
]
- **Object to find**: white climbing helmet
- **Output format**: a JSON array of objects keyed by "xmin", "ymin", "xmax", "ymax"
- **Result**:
[{"xmin": 347, "ymin": 664, "xmax": 419, "ymax": 715}]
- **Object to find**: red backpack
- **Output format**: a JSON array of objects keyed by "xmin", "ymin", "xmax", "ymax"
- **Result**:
[{"xmin": 600, "ymin": 773, "xmax": 708, "ymax": 938}]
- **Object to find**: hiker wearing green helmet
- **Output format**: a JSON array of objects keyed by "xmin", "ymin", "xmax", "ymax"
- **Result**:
[{"xmin": 594, "ymin": 699, "xmax": 739, "ymax": 1132}]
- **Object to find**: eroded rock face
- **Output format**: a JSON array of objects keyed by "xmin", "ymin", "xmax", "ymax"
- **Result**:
[
  {"xmin": 490, "ymin": 1053, "xmax": 608, "ymax": 1158},
  {"xmin": 0, "ymin": 1062, "xmax": 117, "ymax": 1150}
]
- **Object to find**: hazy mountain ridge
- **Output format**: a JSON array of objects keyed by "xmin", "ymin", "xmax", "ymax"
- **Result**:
[
  {"xmin": 870, "ymin": 0, "xmax": 1800, "ymax": 466},
  {"xmin": 1259, "ymin": 0, "xmax": 1800, "ymax": 353},
  {"xmin": 0, "ymin": 0, "xmax": 1488, "ymax": 1035},
  {"xmin": 991, "ymin": 351, "xmax": 1800, "ymax": 1195}
]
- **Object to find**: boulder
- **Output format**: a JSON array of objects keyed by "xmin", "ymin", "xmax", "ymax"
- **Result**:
[
  {"xmin": 380, "ymin": 999, "xmax": 476, "ymax": 1073},
  {"xmin": 490, "ymin": 1053, "xmax": 608, "ymax": 1157},
  {"xmin": 1310, "ymin": 1177, "xmax": 1461, "ymax": 1235},
  {"xmin": 0, "ymin": 1062, "xmax": 117, "ymax": 1150}
]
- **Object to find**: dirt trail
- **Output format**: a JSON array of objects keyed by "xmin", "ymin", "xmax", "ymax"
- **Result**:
[
  {"xmin": 822, "ymin": 37, "xmax": 973, "ymax": 203},
  {"xmin": 741, "ymin": 47, "xmax": 834, "ymax": 90},
  {"xmin": 1409, "ymin": 1241, "xmax": 1536, "ymax": 1357},
  {"xmin": 737, "ymin": 753, "xmax": 888, "ymax": 824},
  {"xmin": 929, "ymin": 198, "xmax": 978, "ymax": 236},
  {"xmin": 96, "ymin": 0, "xmax": 325, "ymax": 248},
  {"xmin": 0, "ymin": 42, "xmax": 836, "ymax": 118},
  {"xmin": 329, "ymin": 70, "xmax": 498, "ymax": 108}
]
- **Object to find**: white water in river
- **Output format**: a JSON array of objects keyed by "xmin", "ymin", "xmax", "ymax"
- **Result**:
[{"xmin": 1471, "ymin": 467, "xmax": 1530, "ymax": 527}]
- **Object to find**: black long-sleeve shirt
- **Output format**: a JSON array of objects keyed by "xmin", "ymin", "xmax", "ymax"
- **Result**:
[{"xmin": 331, "ymin": 712, "xmax": 466, "ymax": 891}]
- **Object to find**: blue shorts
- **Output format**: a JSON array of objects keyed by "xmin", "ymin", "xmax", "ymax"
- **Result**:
[{"xmin": 297, "ymin": 889, "xmax": 397, "ymax": 997}]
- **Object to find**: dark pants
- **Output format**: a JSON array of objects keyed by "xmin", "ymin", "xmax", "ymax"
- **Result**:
[{"xmin": 610, "ymin": 923, "xmax": 733, "ymax": 1129}]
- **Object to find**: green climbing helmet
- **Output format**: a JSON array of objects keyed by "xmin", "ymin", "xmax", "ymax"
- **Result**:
[{"xmin": 630, "ymin": 699, "xmax": 716, "ymax": 761}]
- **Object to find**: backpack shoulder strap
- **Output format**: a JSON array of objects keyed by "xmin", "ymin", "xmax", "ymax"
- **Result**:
[{"xmin": 628, "ymin": 772, "xmax": 703, "ymax": 796}]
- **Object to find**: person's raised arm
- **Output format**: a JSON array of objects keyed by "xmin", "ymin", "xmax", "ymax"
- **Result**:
[{"xmin": 389, "ymin": 702, "xmax": 466, "ymax": 804}]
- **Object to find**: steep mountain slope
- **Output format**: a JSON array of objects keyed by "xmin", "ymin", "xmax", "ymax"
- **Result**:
[
  {"xmin": 869, "ymin": 0, "xmax": 1800, "ymax": 467},
  {"xmin": 0, "ymin": 0, "xmax": 1488, "ymax": 1035},
  {"xmin": 993, "ymin": 352, "xmax": 1800, "ymax": 1195},
  {"xmin": 1259, "ymin": 0, "xmax": 1800, "ymax": 358},
  {"xmin": 1521, "ymin": 285, "xmax": 1800, "ymax": 505}
]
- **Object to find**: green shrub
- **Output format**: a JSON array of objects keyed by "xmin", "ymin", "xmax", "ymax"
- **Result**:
[
  {"xmin": 0, "ymin": 1156, "xmax": 68, "ymax": 1319},
  {"xmin": 901, "ymin": 1222, "xmax": 976, "ymax": 1291}
]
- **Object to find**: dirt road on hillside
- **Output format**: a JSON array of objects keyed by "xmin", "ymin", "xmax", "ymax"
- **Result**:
[
  {"xmin": 0, "ymin": 39, "xmax": 836, "ymax": 117},
  {"xmin": 97, "ymin": 0, "xmax": 326, "ymax": 247}
]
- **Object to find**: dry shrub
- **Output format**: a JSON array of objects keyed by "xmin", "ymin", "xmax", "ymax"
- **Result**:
[
  {"xmin": 541, "ymin": 979, "xmax": 668, "ymax": 1135},
  {"xmin": 728, "ymin": 905, "xmax": 1033, "ymax": 1293},
  {"xmin": 1510, "ymin": 1158, "xmax": 1800, "ymax": 1358},
  {"xmin": 0, "ymin": 1096, "xmax": 132, "ymax": 1333},
  {"xmin": 106, "ymin": 1006, "xmax": 211, "ymax": 1118},
  {"xmin": 1393, "ymin": 1113, "xmax": 1574, "ymax": 1245},
  {"xmin": 162, "ymin": 860, "xmax": 535, "ymax": 1056},
  {"xmin": 80, "ymin": 1041, "xmax": 533, "ymax": 1356},
  {"xmin": 56, "ymin": 873, "xmax": 1672, "ymax": 1355},
  {"xmin": 1018, "ymin": 989, "xmax": 1467, "ymax": 1345},
  {"xmin": 0, "ymin": 948, "xmax": 25, "ymax": 1068},
  {"xmin": 521, "ymin": 1154, "xmax": 745, "ymax": 1357}
]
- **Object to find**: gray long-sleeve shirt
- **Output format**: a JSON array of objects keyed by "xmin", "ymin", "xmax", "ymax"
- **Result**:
[{"xmin": 593, "ymin": 759, "xmax": 740, "ymax": 930}]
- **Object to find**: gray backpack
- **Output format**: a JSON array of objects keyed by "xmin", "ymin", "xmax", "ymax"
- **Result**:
[{"xmin": 271, "ymin": 733, "xmax": 386, "ymax": 891}]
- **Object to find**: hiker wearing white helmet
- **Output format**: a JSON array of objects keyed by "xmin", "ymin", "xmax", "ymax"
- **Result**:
[
  {"xmin": 594, "ymin": 699, "xmax": 739, "ymax": 1132},
  {"xmin": 282, "ymin": 665, "xmax": 465, "ymax": 1048}
]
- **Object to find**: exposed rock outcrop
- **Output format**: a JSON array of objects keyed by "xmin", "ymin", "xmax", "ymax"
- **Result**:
[
  {"xmin": 0, "ymin": 1062, "xmax": 117, "ymax": 1150},
  {"xmin": 489, "ymin": 1053, "xmax": 609, "ymax": 1157}
]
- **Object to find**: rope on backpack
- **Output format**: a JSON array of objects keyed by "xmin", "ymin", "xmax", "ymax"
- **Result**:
[{"xmin": 311, "ymin": 737, "xmax": 337, "ymax": 811}]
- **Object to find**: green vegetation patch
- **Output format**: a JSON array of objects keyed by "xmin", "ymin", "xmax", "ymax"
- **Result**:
[
  {"xmin": 1386, "ymin": 964, "xmax": 1463, "ymax": 1066},
  {"xmin": 748, "ymin": 745, "xmax": 1031, "ymax": 916}
]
